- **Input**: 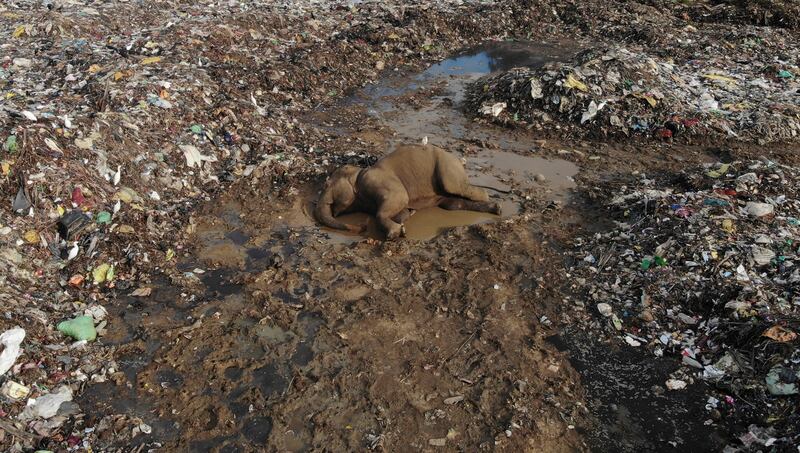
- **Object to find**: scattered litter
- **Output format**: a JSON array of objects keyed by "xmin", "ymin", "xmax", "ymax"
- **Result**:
[
  {"xmin": 0, "ymin": 381, "xmax": 31, "ymax": 400},
  {"xmin": 765, "ymin": 366, "xmax": 799, "ymax": 396},
  {"xmin": 19, "ymin": 386, "xmax": 73, "ymax": 421},
  {"xmin": 0, "ymin": 328, "xmax": 25, "ymax": 376},
  {"xmin": 57, "ymin": 316, "xmax": 97, "ymax": 342},
  {"xmin": 666, "ymin": 379, "xmax": 687, "ymax": 390},
  {"xmin": 596, "ymin": 303, "xmax": 613, "ymax": 317}
]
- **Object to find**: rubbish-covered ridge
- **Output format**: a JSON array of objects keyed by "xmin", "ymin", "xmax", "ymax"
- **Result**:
[{"xmin": 567, "ymin": 159, "xmax": 799, "ymax": 448}]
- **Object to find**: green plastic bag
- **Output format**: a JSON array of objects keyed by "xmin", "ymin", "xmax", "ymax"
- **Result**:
[{"xmin": 57, "ymin": 316, "xmax": 97, "ymax": 341}]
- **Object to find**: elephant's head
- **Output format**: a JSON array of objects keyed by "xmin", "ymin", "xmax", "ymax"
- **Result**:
[{"xmin": 315, "ymin": 165, "xmax": 365, "ymax": 232}]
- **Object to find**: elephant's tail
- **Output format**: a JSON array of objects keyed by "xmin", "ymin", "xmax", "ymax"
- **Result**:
[{"xmin": 472, "ymin": 183, "xmax": 512, "ymax": 194}]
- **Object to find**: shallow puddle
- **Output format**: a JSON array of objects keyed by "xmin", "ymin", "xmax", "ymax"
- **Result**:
[
  {"xmin": 326, "ymin": 198, "xmax": 519, "ymax": 242},
  {"xmin": 423, "ymin": 41, "xmax": 575, "ymax": 77},
  {"xmin": 358, "ymin": 40, "xmax": 576, "ymax": 112},
  {"xmin": 362, "ymin": 40, "xmax": 578, "ymax": 151},
  {"xmin": 468, "ymin": 150, "xmax": 578, "ymax": 200}
]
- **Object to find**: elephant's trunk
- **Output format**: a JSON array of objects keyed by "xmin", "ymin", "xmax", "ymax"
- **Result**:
[{"xmin": 315, "ymin": 188, "xmax": 362, "ymax": 232}]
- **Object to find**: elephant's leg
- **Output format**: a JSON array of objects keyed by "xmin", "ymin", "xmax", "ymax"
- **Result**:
[
  {"xmin": 392, "ymin": 208, "xmax": 414, "ymax": 224},
  {"xmin": 376, "ymin": 195, "xmax": 409, "ymax": 240},
  {"xmin": 436, "ymin": 154, "xmax": 490, "ymax": 202},
  {"xmin": 391, "ymin": 208, "xmax": 415, "ymax": 238},
  {"xmin": 439, "ymin": 197, "xmax": 501, "ymax": 215}
]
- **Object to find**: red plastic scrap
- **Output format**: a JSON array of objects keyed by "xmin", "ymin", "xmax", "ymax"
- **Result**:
[
  {"xmin": 682, "ymin": 118, "xmax": 700, "ymax": 128},
  {"xmin": 72, "ymin": 187, "xmax": 85, "ymax": 206}
]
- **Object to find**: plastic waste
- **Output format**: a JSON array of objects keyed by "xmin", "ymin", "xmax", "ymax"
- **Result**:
[
  {"xmin": 57, "ymin": 210, "xmax": 91, "ymax": 240},
  {"xmin": 765, "ymin": 366, "xmax": 799, "ymax": 396},
  {"xmin": 92, "ymin": 263, "xmax": 113, "ymax": 284},
  {"xmin": 596, "ymin": 303, "xmax": 613, "ymax": 317},
  {"xmin": 1, "ymin": 380, "xmax": 31, "ymax": 400},
  {"xmin": 744, "ymin": 202, "xmax": 774, "ymax": 217},
  {"xmin": 19, "ymin": 386, "xmax": 73, "ymax": 420},
  {"xmin": 57, "ymin": 316, "xmax": 97, "ymax": 341},
  {"xmin": 0, "ymin": 327, "xmax": 25, "ymax": 376},
  {"xmin": 12, "ymin": 175, "xmax": 31, "ymax": 213}
]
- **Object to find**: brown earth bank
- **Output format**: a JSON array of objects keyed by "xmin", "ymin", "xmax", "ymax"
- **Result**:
[{"xmin": 0, "ymin": 0, "xmax": 798, "ymax": 452}]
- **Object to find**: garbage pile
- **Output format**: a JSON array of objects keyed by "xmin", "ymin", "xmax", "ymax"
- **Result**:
[
  {"xmin": 465, "ymin": 42, "xmax": 800, "ymax": 142},
  {"xmin": 678, "ymin": 0, "xmax": 800, "ymax": 30},
  {"xmin": 566, "ymin": 159, "xmax": 800, "ymax": 449}
]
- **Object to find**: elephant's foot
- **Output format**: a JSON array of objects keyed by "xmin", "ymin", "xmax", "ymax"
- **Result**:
[
  {"xmin": 347, "ymin": 223, "xmax": 366, "ymax": 233},
  {"xmin": 439, "ymin": 197, "xmax": 501, "ymax": 215},
  {"xmin": 384, "ymin": 222, "xmax": 403, "ymax": 240},
  {"xmin": 392, "ymin": 208, "xmax": 415, "ymax": 224}
]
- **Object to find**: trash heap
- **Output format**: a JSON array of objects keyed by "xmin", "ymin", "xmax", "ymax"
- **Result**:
[
  {"xmin": 567, "ymin": 159, "xmax": 800, "ymax": 448},
  {"xmin": 465, "ymin": 43, "xmax": 800, "ymax": 142}
]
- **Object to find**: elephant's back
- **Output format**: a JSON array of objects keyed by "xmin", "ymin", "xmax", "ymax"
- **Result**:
[
  {"xmin": 376, "ymin": 144, "xmax": 439, "ymax": 197},
  {"xmin": 379, "ymin": 144, "xmax": 438, "ymax": 169}
]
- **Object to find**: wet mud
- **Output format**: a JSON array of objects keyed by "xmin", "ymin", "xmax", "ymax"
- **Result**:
[{"xmin": 77, "ymin": 41, "xmax": 739, "ymax": 451}]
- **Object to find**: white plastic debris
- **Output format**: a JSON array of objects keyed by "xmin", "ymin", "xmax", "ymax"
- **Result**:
[
  {"xmin": 84, "ymin": 305, "xmax": 108, "ymax": 322},
  {"xmin": 735, "ymin": 264, "xmax": 750, "ymax": 282},
  {"xmin": 596, "ymin": 303, "xmax": 613, "ymax": 317},
  {"xmin": 580, "ymin": 100, "xmax": 606, "ymax": 124},
  {"xmin": 480, "ymin": 102, "xmax": 506, "ymax": 117},
  {"xmin": 530, "ymin": 78, "xmax": 543, "ymax": 99},
  {"xmin": 744, "ymin": 202, "xmax": 774, "ymax": 217},
  {"xmin": 751, "ymin": 246, "xmax": 775, "ymax": 266},
  {"xmin": 666, "ymin": 379, "xmax": 687, "ymax": 390},
  {"xmin": 624, "ymin": 336, "xmax": 641, "ymax": 347},
  {"xmin": 0, "ymin": 327, "xmax": 26, "ymax": 376},
  {"xmin": 736, "ymin": 173, "xmax": 758, "ymax": 184},
  {"xmin": 19, "ymin": 386, "xmax": 73, "ymax": 420},
  {"xmin": 698, "ymin": 92, "xmax": 719, "ymax": 111},
  {"xmin": 180, "ymin": 144, "xmax": 218, "ymax": 168},
  {"xmin": 44, "ymin": 138, "xmax": 62, "ymax": 154}
]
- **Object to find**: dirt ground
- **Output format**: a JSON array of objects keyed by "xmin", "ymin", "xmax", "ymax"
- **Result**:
[{"xmin": 2, "ymin": 0, "xmax": 799, "ymax": 451}]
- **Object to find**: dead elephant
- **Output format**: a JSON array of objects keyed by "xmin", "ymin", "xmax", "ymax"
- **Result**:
[{"xmin": 315, "ymin": 144, "xmax": 500, "ymax": 239}]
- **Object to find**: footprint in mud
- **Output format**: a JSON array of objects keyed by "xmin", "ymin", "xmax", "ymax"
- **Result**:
[
  {"xmin": 253, "ymin": 363, "xmax": 288, "ymax": 399},
  {"xmin": 291, "ymin": 311, "xmax": 325, "ymax": 366},
  {"xmin": 216, "ymin": 311, "xmax": 325, "ymax": 448},
  {"xmin": 241, "ymin": 415, "xmax": 273, "ymax": 445}
]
